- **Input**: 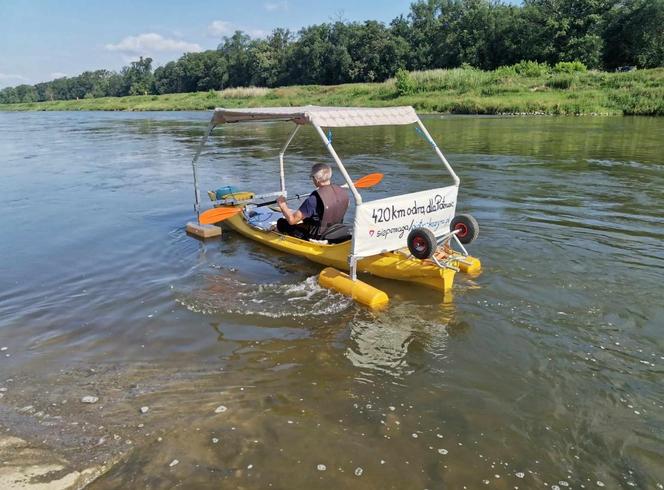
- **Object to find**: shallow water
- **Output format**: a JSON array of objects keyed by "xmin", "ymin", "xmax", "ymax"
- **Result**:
[{"xmin": 0, "ymin": 112, "xmax": 663, "ymax": 488}]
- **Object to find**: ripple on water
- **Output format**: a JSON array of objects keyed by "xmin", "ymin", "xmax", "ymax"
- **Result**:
[
  {"xmin": 346, "ymin": 303, "xmax": 452, "ymax": 379},
  {"xmin": 176, "ymin": 273, "xmax": 353, "ymax": 320},
  {"xmin": 2, "ymin": 113, "xmax": 664, "ymax": 489}
]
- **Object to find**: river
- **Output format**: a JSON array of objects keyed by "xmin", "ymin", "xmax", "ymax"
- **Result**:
[{"xmin": 0, "ymin": 111, "xmax": 662, "ymax": 489}]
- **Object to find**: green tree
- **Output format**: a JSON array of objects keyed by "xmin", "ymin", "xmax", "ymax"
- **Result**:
[
  {"xmin": 604, "ymin": 0, "xmax": 664, "ymax": 68},
  {"xmin": 249, "ymin": 28, "xmax": 291, "ymax": 87},
  {"xmin": 3, "ymin": 0, "xmax": 664, "ymax": 103},
  {"xmin": 0, "ymin": 87, "xmax": 18, "ymax": 104},
  {"xmin": 346, "ymin": 21, "xmax": 409, "ymax": 81},
  {"xmin": 522, "ymin": 0, "xmax": 616, "ymax": 68},
  {"xmin": 14, "ymin": 84, "xmax": 37, "ymax": 103},
  {"xmin": 286, "ymin": 24, "xmax": 332, "ymax": 84},
  {"xmin": 218, "ymin": 32, "xmax": 253, "ymax": 87},
  {"xmin": 406, "ymin": 0, "xmax": 441, "ymax": 70},
  {"xmin": 121, "ymin": 57, "xmax": 154, "ymax": 96},
  {"xmin": 196, "ymin": 51, "xmax": 230, "ymax": 90},
  {"xmin": 49, "ymin": 76, "xmax": 72, "ymax": 100}
]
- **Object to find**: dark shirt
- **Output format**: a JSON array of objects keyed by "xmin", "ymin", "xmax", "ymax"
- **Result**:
[{"xmin": 297, "ymin": 192, "xmax": 322, "ymax": 220}]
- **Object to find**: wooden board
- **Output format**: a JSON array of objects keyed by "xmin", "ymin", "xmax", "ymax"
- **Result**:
[{"xmin": 186, "ymin": 221, "xmax": 222, "ymax": 239}]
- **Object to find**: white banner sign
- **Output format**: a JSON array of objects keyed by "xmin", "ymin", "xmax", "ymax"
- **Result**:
[{"xmin": 352, "ymin": 185, "xmax": 458, "ymax": 257}]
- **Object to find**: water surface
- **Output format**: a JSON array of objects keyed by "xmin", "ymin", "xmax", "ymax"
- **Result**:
[{"xmin": 0, "ymin": 112, "xmax": 662, "ymax": 488}]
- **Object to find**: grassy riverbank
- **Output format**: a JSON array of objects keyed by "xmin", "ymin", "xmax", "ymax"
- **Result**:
[{"xmin": 2, "ymin": 67, "xmax": 663, "ymax": 115}]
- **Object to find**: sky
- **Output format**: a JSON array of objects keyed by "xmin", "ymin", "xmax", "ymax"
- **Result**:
[{"xmin": 0, "ymin": 0, "xmax": 413, "ymax": 88}]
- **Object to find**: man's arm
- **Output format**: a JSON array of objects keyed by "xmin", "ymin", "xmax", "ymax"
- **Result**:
[{"xmin": 277, "ymin": 196, "xmax": 304, "ymax": 225}]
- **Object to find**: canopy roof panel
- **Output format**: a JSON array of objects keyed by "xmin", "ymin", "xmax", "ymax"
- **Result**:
[{"xmin": 211, "ymin": 105, "xmax": 419, "ymax": 128}]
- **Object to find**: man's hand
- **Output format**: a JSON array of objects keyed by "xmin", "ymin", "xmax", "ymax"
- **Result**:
[{"xmin": 276, "ymin": 195, "xmax": 303, "ymax": 225}]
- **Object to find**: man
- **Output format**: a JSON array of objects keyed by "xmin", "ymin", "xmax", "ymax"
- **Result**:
[{"xmin": 276, "ymin": 163, "xmax": 349, "ymax": 240}]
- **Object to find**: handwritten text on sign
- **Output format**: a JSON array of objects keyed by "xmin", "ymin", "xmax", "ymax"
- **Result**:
[{"xmin": 352, "ymin": 185, "xmax": 458, "ymax": 258}]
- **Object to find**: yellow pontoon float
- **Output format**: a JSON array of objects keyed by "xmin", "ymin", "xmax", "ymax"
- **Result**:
[{"xmin": 188, "ymin": 106, "xmax": 481, "ymax": 309}]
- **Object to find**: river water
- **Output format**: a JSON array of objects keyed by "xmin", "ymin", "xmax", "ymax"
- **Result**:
[{"xmin": 0, "ymin": 112, "xmax": 662, "ymax": 489}]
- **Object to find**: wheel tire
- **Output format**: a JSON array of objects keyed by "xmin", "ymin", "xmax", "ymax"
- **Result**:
[
  {"xmin": 407, "ymin": 227, "xmax": 437, "ymax": 260},
  {"xmin": 451, "ymin": 214, "xmax": 479, "ymax": 244}
]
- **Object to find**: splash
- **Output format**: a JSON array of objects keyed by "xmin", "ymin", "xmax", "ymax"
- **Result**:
[{"xmin": 176, "ymin": 274, "xmax": 353, "ymax": 319}]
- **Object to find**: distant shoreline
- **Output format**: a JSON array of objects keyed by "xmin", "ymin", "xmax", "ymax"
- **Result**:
[{"xmin": 2, "ymin": 67, "xmax": 662, "ymax": 116}]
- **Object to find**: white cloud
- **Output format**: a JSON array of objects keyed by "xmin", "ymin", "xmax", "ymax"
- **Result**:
[
  {"xmin": 248, "ymin": 29, "xmax": 268, "ymax": 38},
  {"xmin": 264, "ymin": 1, "xmax": 287, "ymax": 11},
  {"xmin": 208, "ymin": 20, "xmax": 268, "ymax": 39},
  {"xmin": 50, "ymin": 72, "xmax": 68, "ymax": 79},
  {"xmin": 0, "ymin": 73, "xmax": 27, "ymax": 82},
  {"xmin": 208, "ymin": 20, "xmax": 234, "ymax": 37},
  {"xmin": 105, "ymin": 33, "xmax": 201, "ymax": 56}
]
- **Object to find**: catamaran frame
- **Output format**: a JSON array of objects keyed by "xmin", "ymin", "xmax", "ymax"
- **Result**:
[{"xmin": 191, "ymin": 106, "xmax": 460, "ymax": 280}]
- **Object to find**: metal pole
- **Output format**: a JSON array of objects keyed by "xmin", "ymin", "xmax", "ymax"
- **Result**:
[
  {"xmin": 415, "ymin": 119, "xmax": 460, "ymax": 186},
  {"xmin": 313, "ymin": 124, "xmax": 362, "ymax": 282},
  {"xmin": 349, "ymin": 256, "xmax": 358, "ymax": 281},
  {"xmin": 279, "ymin": 124, "xmax": 300, "ymax": 194},
  {"xmin": 191, "ymin": 120, "xmax": 216, "ymax": 220},
  {"xmin": 313, "ymin": 124, "xmax": 362, "ymax": 205}
]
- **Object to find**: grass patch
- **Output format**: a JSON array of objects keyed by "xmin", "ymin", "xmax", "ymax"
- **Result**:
[
  {"xmin": 2, "ymin": 67, "xmax": 663, "ymax": 116},
  {"xmin": 546, "ymin": 76, "xmax": 575, "ymax": 90},
  {"xmin": 218, "ymin": 87, "xmax": 271, "ymax": 98}
]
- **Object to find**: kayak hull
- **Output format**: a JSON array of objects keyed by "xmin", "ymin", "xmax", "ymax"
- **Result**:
[{"xmin": 224, "ymin": 212, "xmax": 458, "ymax": 293}]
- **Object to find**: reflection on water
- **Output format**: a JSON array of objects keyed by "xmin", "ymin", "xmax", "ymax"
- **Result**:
[
  {"xmin": 347, "ymin": 303, "xmax": 456, "ymax": 379},
  {"xmin": 0, "ymin": 112, "xmax": 663, "ymax": 488},
  {"xmin": 347, "ymin": 316, "xmax": 419, "ymax": 378}
]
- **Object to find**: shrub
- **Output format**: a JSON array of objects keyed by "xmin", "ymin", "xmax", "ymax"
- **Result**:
[
  {"xmin": 395, "ymin": 68, "xmax": 416, "ymax": 96},
  {"xmin": 546, "ymin": 76, "xmax": 574, "ymax": 89},
  {"xmin": 512, "ymin": 60, "xmax": 550, "ymax": 77},
  {"xmin": 493, "ymin": 65, "xmax": 518, "ymax": 79},
  {"xmin": 553, "ymin": 61, "xmax": 588, "ymax": 74}
]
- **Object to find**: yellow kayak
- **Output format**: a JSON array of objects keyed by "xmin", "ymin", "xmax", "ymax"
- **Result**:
[
  {"xmin": 189, "ymin": 107, "xmax": 482, "ymax": 307},
  {"xmin": 224, "ymin": 210, "xmax": 480, "ymax": 293}
]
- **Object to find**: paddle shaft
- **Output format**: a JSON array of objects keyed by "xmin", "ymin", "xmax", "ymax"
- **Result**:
[
  {"xmin": 254, "ymin": 174, "xmax": 381, "ymax": 208},
  {"xmin": 257, "ymin": 193, "xmax": 310, "ymax": 208},
  {"xmin": 199, "ymin": 192, "xmax": 309, "ymax": 224},
  {"xmin": 198, "ymin": 173, "xmax": 382, "ymax": 225}
]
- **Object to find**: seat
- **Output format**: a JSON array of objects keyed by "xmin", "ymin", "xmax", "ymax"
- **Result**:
[{"xmin": 319, "ymin": 223, "xmax": 352, "ymax": 244}]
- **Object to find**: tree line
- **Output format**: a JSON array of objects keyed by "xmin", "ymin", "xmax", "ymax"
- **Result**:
[{"xmin": 2, "ymin": 0, "xmax": 663, "ymax": 104}]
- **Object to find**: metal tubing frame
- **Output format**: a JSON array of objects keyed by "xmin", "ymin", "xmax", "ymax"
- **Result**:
[
  {"xmin": 415, "ymin": 119, "xmax": 460, "ymax": 186},
  {"xmin": 190, "ymin": 114, "xmax": 460, "ymax": 282},
  {"xmin": 191, "ymin": 121, "xmax": 216, "ymax": 219},
  {"xmin": 279, "ymin": 124, "xmax": 300, "ymax": 194},
  {"xmin": 313, "ymin": 124, "xmax": 364, "ymax": 280},
  {"xmin": 192, "ymin": 122, "xmax": 299, "ymax": 219},
  {"xmin": 313, "ymin": 124, "xmax": 362, "ymax": 206}
]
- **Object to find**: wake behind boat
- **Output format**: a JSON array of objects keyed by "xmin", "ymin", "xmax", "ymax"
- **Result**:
[{"xmin": 187, "ymin": 106, "xmax": 481, "ymax": 308}]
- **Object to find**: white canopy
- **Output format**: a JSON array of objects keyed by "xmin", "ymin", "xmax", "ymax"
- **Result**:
[{"xmin": 211, "ymin": 105, "xmax": 419, "ymax": 128}]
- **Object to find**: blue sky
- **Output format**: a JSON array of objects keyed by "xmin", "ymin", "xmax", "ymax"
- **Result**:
[{"xmin": 0, "ymin": 0, "xmax": 413, "ymax": 88}]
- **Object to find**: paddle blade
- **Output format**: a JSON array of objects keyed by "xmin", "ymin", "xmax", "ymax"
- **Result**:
[
  {"xmin": 354, "ymin": 173, "xmax": 383, "ymax": 188},
  {"xmin": 199, "ymin": 206, "xmax": 242, "ymax": 225}
]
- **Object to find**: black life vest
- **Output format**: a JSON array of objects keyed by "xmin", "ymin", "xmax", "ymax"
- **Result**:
[{"xmin": 305, "ymin": 184, "xmax": 349, "ymax": 238}]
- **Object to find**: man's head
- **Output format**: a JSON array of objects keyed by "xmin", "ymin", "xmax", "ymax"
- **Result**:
[{"xmin": 310, "ymin": 163, "xmax": 332, "ymax": 187}]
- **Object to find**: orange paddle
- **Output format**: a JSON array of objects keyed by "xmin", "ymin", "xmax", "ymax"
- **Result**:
[
  {"xmin": 352, "ymin": 172, "xmax": 383, "ymax": 188},
  {"xmin": 198, "ymin": 206, "xmax": 243, "ymax": 225},
  {"xmin": 198, "ymin": 172, "xmax": 383, "ymax": 225}
]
